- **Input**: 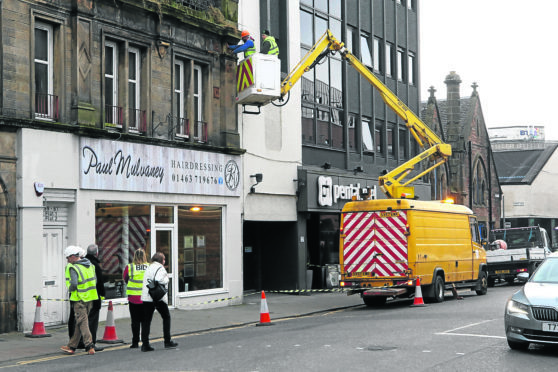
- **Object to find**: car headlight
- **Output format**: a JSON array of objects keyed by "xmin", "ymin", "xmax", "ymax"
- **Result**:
[{"xmin": 506, "ymin": 300, "xmax": 530, "ymax": 316}]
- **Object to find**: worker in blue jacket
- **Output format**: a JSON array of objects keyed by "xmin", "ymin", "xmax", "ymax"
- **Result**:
[{"xmin": 228, "ymin": 30, "xmax": 256, "ymax": 57}]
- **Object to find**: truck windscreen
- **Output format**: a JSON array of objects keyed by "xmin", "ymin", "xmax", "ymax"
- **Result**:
[{"xmin": 490, "ymin": 230, "xmax": 540, "ymax": 249}]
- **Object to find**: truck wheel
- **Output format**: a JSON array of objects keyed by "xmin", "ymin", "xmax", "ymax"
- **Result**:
[
  {"xmin": 475, "ymin": 271, "xmax": 488, "ymax": 295},
  {"xmin": 432, "ymin": 275, "xmax": 445, "ymax": 303},
  {"xmin": 487, "ymin": 276, "xmax": 495, "ymax": 287},
  {"xmin": 363, "ymin": 296, "xmax": 387, "ymax": 307}
]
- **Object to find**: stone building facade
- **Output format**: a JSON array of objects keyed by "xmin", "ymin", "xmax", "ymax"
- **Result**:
[
  {"xmin": 0, "ymin": 0, "xmax": 243, "ymax": 333},
  {"xmin": 421, "ymin": 71, "xmax": 502, "ymax": 237}
]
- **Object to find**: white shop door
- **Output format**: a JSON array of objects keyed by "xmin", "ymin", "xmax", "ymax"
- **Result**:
[{"xmin": 42, "ymin": 227, "xmax": 67, "ymax": 325}]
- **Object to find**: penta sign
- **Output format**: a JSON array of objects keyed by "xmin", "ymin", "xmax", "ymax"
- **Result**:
[{"xmin": 317, "ymin": 176, "xmax": 376, "ymax": 207}]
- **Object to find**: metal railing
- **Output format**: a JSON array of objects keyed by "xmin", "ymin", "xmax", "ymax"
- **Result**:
[
  {"xmin": 175, "ymin": 117, "xmax": 190, "ymax": 137},
  {"xmin": 193, "ymin": 120, "xmax": 208, "ymax": 143},
  {"xmin": 35, "ymin": 93, "xmax": 59, "ymax": 120},
  {"xmin": 105, "ymin": 105, "xmax": 124, "ymax": 127},
  {"xmin": 129, "ymin": 108, "xmax": 147, "ymax": 133}
]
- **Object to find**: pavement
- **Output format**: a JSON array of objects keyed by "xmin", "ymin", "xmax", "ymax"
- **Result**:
[{"xmin": 0, "ymin": 290, "xmax": 363, "ymax": 366}]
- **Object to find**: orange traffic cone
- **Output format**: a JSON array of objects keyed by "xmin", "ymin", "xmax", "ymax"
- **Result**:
[
  {"xmin": 410, "ymin": 277, "xmax": 426, "ymax": 307},
  {"xmin": 25, "ymin": 296, "xmax": 51, "ymax": 338},
  {"xmin": 98, "ymin": 301, "xmax": 123, "ymax": 344},
  {"xmin": 256, "ymin": 291, "xmax": 274, "ymax": 326}
]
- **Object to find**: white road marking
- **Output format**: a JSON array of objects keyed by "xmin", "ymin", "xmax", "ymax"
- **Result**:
[
  {"xmin": 440, "ymin": 319, "xmax": 494, "ymax": 333},
  {"xmin": 436, "ymin": 332, "xmax": 506, "ymax": 339},
  {"xmin": 435, "ymin": 319, "xmax": 505, "ymax": 339}
]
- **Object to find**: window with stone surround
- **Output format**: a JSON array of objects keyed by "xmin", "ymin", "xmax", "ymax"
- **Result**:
[
  {"xmin": 34, "ymin": 21, "xmax": 59, "ymax": 121},
  {"xmin": 103, "ymin": 40, "xmax": 147, "ymax": 133}
]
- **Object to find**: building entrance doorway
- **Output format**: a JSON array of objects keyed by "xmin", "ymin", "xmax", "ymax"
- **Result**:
[
  {"xmin": 42, "ymin": 227, "xmax": 68, "ymax": 325},
  {"xmin": 154, "ymin": 228, "xmax": 174, "ymax": 306}
]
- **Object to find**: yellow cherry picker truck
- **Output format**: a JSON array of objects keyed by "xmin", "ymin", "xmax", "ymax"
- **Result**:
[{"xmin": 238, "ymin": 30, "xmax": 488, "ymax": 306}]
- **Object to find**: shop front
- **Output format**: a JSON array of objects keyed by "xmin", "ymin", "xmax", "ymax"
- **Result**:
[
  {"xmin": 296, "ymin": 168, "xmax": 377, "ymax": 289},
  {"xmin": 18, "ymin": 129, "xmax": 242, "ymax": 331}
]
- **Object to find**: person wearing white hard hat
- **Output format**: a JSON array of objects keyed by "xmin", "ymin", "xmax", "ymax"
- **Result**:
[{"xmin": 61, "ymin": 245, "xmax": 99, "ymax": 355}]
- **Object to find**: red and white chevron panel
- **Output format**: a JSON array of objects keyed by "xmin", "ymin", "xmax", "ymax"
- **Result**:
[
  {"xmin": 96, "ymin": 216, "xmax": 149, "ymax": 274},
  {"xmin": 342, "ymin": 211, "xmax": 408, "ymax": 277}
]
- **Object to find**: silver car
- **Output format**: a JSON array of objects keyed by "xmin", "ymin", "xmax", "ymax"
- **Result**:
[{"xmin": 505, "ymin": 252, "xmax": 558, "ymax": 350}]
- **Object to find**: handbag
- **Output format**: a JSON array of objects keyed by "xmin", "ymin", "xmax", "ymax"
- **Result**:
[{"xmin": 146, "ymin": 267, "xmax": 167, "ymax": 302}]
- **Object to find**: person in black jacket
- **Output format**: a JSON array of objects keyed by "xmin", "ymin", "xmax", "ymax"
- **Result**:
[
  {"xmin": 85, "ymin": 244, "xmax": 106, "ymax": 351},
  {"xmin": 68, "ymin": 244, "xmax": 106, "ymax": 352}
]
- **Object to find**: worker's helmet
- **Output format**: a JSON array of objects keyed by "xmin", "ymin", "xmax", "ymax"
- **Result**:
[
  {"xmin": 241, "ymin": 30, "xmax": 250, "ymax": 38},
  {"xmin": 493, "ymin": 239, "xmax": 507, "ymax": 250}
]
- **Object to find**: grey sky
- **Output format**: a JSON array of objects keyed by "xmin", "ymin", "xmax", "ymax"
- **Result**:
[{"xmin": 420, "ymin": 0, "xmax": 558, "ymax": 139}]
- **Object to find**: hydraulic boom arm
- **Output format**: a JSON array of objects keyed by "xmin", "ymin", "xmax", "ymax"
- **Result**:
[{"xmin": 280, "ymin": 30, "xmax": 452, "ymax": 199}]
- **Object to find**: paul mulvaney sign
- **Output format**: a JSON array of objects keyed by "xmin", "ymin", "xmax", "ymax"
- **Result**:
[{"xmin": 79, "ymin": 138, "xmax": 241, "ymax": 196}]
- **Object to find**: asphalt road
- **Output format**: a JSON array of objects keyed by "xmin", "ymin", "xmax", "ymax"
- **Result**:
[{"xmin": 4, "ymin": 283, "xmax": 558, "ymax": 371}]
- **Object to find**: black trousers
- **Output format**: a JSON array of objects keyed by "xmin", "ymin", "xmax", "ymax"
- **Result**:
[
  {"xmin": 141, "ymin": 301, "xmax": 171, "ymax": 345},
  {"xmin": 128, "ymin": 302, "xmax": 143, "ymax": 345},
  {"xmin": 68, "ymin": 298, "xmax": 101, "ymax": 345}
]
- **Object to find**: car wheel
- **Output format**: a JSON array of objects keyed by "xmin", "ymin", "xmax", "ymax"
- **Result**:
[
  {"xmin": 507, "ymin": 338, "xmax": 529, "ymax": 351},
  {"xmin": 475, "ymin": 271, "xmax": 488, "ymax": 295},
  {"xmin": 363, "ymin": 296, "xmax": 387, "ymax": 307},
  {"xmin": 432, "ymin": 275, "xmax": 444, "ymax": 303}
]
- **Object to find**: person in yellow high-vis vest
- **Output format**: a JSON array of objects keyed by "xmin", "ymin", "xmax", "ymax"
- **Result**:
[
  {"xmin": 61, "ymin": 245, "xmax": 99, "ymax": 355},
  {"xmin": 123, "ymin": 249, "xmax": 149, "ymax": 349},
  {"xmin": 261, "ymin": 29, "xmax": 279, "ymax": 56},
  {"xmin": 228, "ymin": 30, "xmax": 256, "ymax": 57}
]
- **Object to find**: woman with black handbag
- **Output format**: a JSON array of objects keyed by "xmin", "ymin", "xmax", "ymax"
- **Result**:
[{"xmin": 140, "ymin": 252, "xmax": 178, "ymax": 351}]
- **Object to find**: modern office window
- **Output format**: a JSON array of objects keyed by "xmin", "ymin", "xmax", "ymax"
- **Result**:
[
  {"xmin": 315, "ymin": 51, "xmax": 329, "ymax": 105},
  {"xmin": 408, "ymin": 53, "xmax": 416, "ymax": 85},
  {"xmin": 330, "ymin": 17, "xmax": 341, "ymax": 38},
  {"xmin": 397, "ymin": 48, "xmax": 405, "ymax": 82},
  {"xmin": 373, "ymin": 37, "xmax": 382, "ymax": 72},
  {"xmin": 387, "ymin": 127, "xmax": 394, "ymax": 157},
  {"xmin": 331, "ymin": 109, "xmax": 343, "ymax": 149},
  {"xmin": 330, "ymin": 58, "xmax": 342, "ymax": 108},
  {"xmin": 315, "ymin": 16, "xmax": 328, "ymax": 43},
  {"xmin": 361, "ymin": 34, "xmax": 373, "ymax": 68},
  {"xmin": 317, "ymin": 108, "xmax": 330, "ymax": 145},
  {"xmin": 408, "ymin": 0, "xmax": 415, "ymax": 11},
  {"xmin": 300, "ymin": 1, "xmax": 346, "ymax": 150},
  {"xmin": 300, "ymin": 10, "xmax": 313, "ymax": 46},
  {"xmin": 362, "ymin": 118, "xmax": 374, "ymax": 152},
  {"xmin": 386, "ymin": 43, "xmax": 394, "ymax": 77},
  {"xmin": 348, "ymin": 114, "xmax": 356, "ymax": 152},
  {"xmin": 302, "ymin": 106, "xmax": 315, "ymax": 144},
  {"xmin": 346, "ymin": 27, "xmax": 356, "ymax": 53},
  {"xmin": 399, "ymin": 128, "xmax": 407, "ymax": 160},
  {"xmin": 375, "ymin": 121, "xmax": 384, "ymax": 154},
  {"xmin": 34, "ymin": 22, "xmax": 58, "ymax": 120},
  {"xmin": 315, "ymin": 0, "xmax": 328, "ymax": 13}
]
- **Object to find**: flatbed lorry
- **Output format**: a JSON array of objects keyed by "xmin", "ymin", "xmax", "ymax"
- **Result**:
[{"xmin": 487, "ymin": 226, "xmax": 551, "ymax": 286}]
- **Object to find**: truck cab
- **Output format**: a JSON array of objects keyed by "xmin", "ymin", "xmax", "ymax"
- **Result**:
[{"xmin": 486, "ymin": 226, "xmax": 551, "ymax": 286}]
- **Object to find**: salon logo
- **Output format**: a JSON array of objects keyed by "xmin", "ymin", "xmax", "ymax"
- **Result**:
[{"xmin": 224, "ymin": 160, "xmax": 240, "ymax": 191}]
